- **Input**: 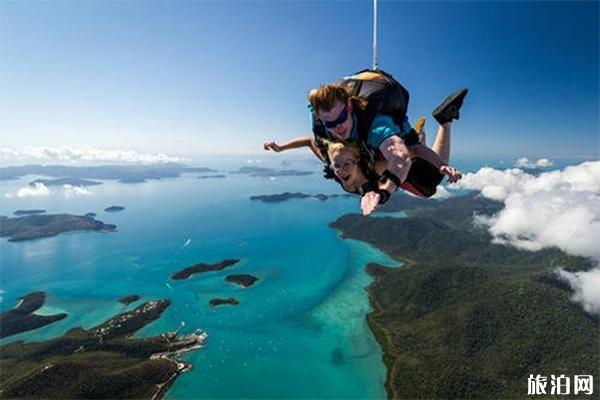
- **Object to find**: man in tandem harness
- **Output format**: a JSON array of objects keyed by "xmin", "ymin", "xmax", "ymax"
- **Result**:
[{"xmin": 263, "ymin": 69, "xmax": 468, "ymax": 215}]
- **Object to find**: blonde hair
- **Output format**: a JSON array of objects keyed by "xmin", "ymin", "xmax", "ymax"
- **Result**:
[{"xmin": 321, "ymin": 139, "xmax": 360, "ymax": 162}]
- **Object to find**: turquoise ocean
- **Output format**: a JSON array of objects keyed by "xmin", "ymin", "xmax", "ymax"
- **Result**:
[{"xmin": 0, "ymin": 155, "xmax": 577, "ymax": 398}]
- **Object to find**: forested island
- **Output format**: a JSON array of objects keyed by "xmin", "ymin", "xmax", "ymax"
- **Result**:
[
  {"xmin": 232, "ymin": 166, "xmax": 313, "ymax": 177},
  {"xmin": 0, "ymin": 164, "xmax": 216, "ymax": 182},
  {"xmin": 13, "ymin": 209, "xmax": 46, "ymax": 216},
  {"xmin": 331, "ymin": 192, "xmax": 599, "ymax": 399},
  {"xmin": 250, "ymin": 192, "xmax": 353, "ymax": 202},
  {"xmin": 0, "ymin": 291, "xmax": 67, "ymax": 338},
  {"xmin": 105, "ymin": 205, "xmax": 125, "ymax": 212},
  {"xmin": 0, "ymin": 214, "xmax": 116, "ymax": 242},
  {"xmin": 225, "ymin": 274, "xmax": 259, "ymax": 287},
  {"xmin": 209, "ymin": 297, "xmax": 239, "ymax": 307},
  {"xmin": 0, "ymin": 299, "xmax": 206, "ymax": 399},
  {"xmin": 119, "ymin": 295, "xmax": 141, "ymax": 306},
  {"xmin": 197, "ymin": 175, "xmax": 227, "ymax": 179},
  {"xmin": 171, "ymin": 259, "xmax": 240, "ymax": 280},
  {"xmin": 30, "ymin": 178, "xmax": 102, "ymax": 187}
]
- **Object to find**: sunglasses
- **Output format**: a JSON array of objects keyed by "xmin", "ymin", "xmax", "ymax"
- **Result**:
[{"xmin": 321, "ymin": 106, "xmax": 349, "ymax": 129}]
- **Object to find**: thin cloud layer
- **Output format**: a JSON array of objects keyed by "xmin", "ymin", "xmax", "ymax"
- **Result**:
[
  {"xmin": 0, "ymin": 146, "xmax": 189, "ymax": 164},
  {"xmin": 455, "ymin": 161, "xmax": 600, "ymax": 314},
  {"xmin": 4, "ymin": 183, "xmax": 93, "ymax": 199},
  {"xmin": 515, "ymin": 157, "xmax": 554, "ymax": 169},
  {"xmin": 63, "ymin": 184, "xmax": 91, "ymax": 198}
]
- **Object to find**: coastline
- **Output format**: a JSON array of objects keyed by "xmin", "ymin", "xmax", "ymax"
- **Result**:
[
  {"xmin": 150, "ymin": 331, "xmax": 208, "ymax": 400},
  {"xmin": 364, "ymin": 264, "xmax": 403, "ymax": 400},
  {"xmin": 310, "ymin": 236, "xmax": 400, "ymax": 400},
  {"xmin": 330, "ymin": 194, "xmax": 600, "ymax": 399}
]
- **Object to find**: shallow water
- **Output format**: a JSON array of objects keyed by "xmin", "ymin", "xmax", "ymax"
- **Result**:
[
  {"xmin": 3, "ymin": 155, "xmax": 578, "ymax": 398},
  {"xmin": 0, "ymin": 159, "xmax": 398, "ymax": 399}
]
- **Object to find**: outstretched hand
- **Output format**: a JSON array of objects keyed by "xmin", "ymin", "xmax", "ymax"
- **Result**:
[
  {"xmin": 263, "ymin": 141, "xmax": 283, "ymax": 152},
  {"xmin": 440, "ymin": 165, "xmax": 462, "ymax": 183},
  {"xmin": 360, "ymin": 191, "xmax": 381, "ymax": 216}
]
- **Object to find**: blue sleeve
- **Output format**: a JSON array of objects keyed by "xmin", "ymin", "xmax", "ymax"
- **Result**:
[
  {"xmin": 367, "ymin": 114, "xmax": 412, "ymax": 149},
  {"xmin": 308, "ymin": 104, "xmax": 316, "ymax": 126}
]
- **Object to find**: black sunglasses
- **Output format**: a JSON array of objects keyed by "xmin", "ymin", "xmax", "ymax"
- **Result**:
[{"xmin": 321, "ymin": 106, "xmax": 349, "ymax": 129}]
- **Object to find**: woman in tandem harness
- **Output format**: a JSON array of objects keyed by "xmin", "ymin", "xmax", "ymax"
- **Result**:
[{"xmin": 263, "ymin": 69, "xmax": 468, "ymax": 215}]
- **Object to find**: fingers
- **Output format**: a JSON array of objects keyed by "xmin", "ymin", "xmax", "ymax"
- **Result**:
[
  {"xmin": 447, "ymin": 168, "xmax": 462, "ymax": 183},
  {"xmin": 263, "ymin": 141, "xmax": 279, "ymax": 152},
  {"xmin": 440, "ymin": 166, "xmax": 462, "ymax": 184},
  {"xmin": 360, "ymin": 192, "xmax": 380, "ymax": 216}
]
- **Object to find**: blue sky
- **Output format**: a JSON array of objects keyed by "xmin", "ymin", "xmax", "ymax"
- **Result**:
[{"xmin": 0, "ymin": 1, "xmax": 598, "ymax": 161}]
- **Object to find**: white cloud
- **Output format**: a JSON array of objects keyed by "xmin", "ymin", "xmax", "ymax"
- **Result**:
[
  {"xmin": 432, "ymin": 185, "xmax": 452, "ymax": 199},
  {"xmin": 454, "ymin": 161, "xmax": 600, "ymax": 315},
  {"xmin": 515, "ymin": 157, "xmax": 554, "ymax": 169},
  {"xmin": 4, "ymin": 183, "xmax": 93, "ymax": 199},
  {"xmin": 456, "ymin": 161, "xmax": 600, "ymax": 258},
  {"xmin": 0, "ymin": 145, "xmax": 189, "ymax": 164},
  {"xmin": 4, "ymin": 182, "xmax": 51, "ymax": 198},
  {"xmin": 556, "ymin": 268, "xmax": 600, "ymax": 315},
  {"xmin": 63, "ymin": 184, "xmax": 92, "ymax": 198}
]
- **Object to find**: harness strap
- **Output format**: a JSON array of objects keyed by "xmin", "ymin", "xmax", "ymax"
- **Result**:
[
  {"xmin": 374, "ymin": 188, "xmax": 390, "ymax": 205},
  {"xmin": 381, "ymin": 169, "xmax": 401, "ymax": 188}
]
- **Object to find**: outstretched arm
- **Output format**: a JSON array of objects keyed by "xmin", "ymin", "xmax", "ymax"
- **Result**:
[{"xmin": 263, "ymin": 136, "xmax": 325, "ymax": 162}]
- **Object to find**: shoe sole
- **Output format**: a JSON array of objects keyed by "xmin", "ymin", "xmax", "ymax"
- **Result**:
[{"xmin": 432, "ymin": 88, "xmax": 469, "ymax": 121}]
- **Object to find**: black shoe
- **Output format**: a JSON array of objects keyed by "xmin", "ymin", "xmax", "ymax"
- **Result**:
[{"xmin": 432, "ymin": 88, "xmax": 468, "ymax": 125}]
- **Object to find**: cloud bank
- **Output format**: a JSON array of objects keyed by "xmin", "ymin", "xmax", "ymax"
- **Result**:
[
  {"xmin": 0, "ymin": 146, "xmax": 189, "ymax": 164},
  {"xmin": 455, "ymin": 160, "xmax": 600, "ymax": 314}
]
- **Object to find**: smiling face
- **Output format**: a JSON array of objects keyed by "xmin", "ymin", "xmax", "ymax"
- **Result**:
[
  {"xmin": 317, "ymin": 100, "xmax": 354, "ymax": 140},
  {"xmin": 330, "ymin": 147, "xmax": 363, "ymax": 188}
]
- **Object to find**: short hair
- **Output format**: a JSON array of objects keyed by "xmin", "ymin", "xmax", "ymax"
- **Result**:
[{"xmin": 308, "ymin": 84, "xmax": 354, "ymax": 115}]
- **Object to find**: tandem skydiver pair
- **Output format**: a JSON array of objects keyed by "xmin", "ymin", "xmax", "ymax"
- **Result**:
[{"xmin": 263, "ymin": 69, "xmax": 468, "ymax": 216}]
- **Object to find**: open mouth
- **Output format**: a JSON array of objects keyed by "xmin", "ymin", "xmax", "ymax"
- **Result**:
[{"xmin": 340, "ymin": 174, "xmax": 351, "ymax": 182}]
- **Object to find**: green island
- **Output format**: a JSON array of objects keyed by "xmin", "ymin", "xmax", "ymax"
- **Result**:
[
  {"xmin": 232, "ymin": 166, "xmax": 313, "ymax": 177},
  {"xmin": 119, "ymin": 295, "xmax": 141, "ymax": 306},
  {"xmin": 0, "ymin": 292, "xmax": 67, "ymax": 339},
  {"xmin": 0, "ymin": 214, "xmax": 116, "ymax": 242},
  {"xmin": 197, "ymin": 174, "xmax": 227, "ymax": 179},
  {"xmin": 104, "ymin": 205, "xmax": 125, "ymax": 212},
  {"xmin": 330, "ymin": 192, "xmax": 599, "ymax": 399},
  {"xmin": 225, "ymin": 274, "xmax": 259, "ymax": 287},
  {"xmin": 171, "ymin": 259, "xmax": 240, "ymax": 280},
  {"xmin": 209, "ymin": 297, "xmax": 239, "ymax": 307},
  {"xmin": 0, "ymin": 299, "xmax": 206, "ymax": 399},
  {"xmin": 30, "ymin": 178, "xmax": 102, "ymax": 187},
  {"xmin": 250, "ymin": 192, "xmax": 353, "ymax": 202},
  {"xmin": 13, "ymin": 209, "xmax": 46, "ymax": 216}
]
